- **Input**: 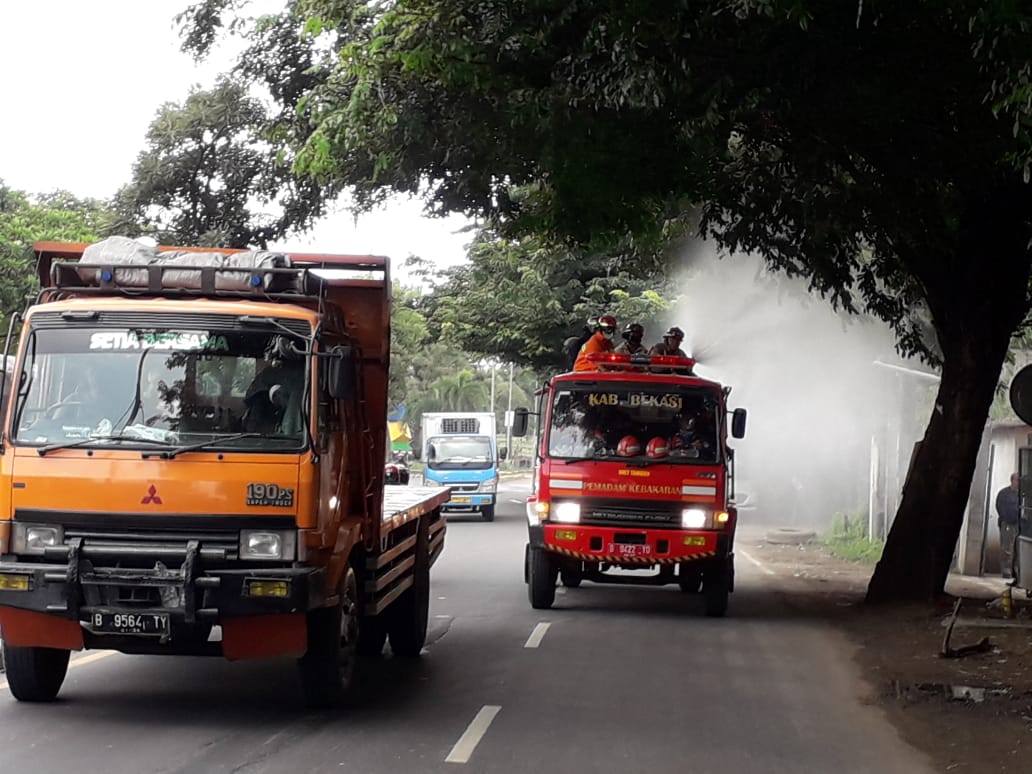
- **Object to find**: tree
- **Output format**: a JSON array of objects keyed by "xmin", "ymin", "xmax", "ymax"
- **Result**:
[
  {"xmin": 111, "ymin": 77, "xmax": 331, "ymax": 248},
  {"xmin": 0, "ymin": 182, "xmax": 111, "ymax": 330},
  {"xmin": 428, "ymin": 229, "xmax": 678, "ymax": 372},
  {"xmin": 183, "ymin": 2, "xmax": 1032, "ymax": 601}
]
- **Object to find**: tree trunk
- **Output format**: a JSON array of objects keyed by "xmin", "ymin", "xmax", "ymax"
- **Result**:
[
  {"xmin": 867, "ymin": 183, "xmax": 1032, "ymax": 603},
  {"xmin": 865, "ymin": 329, "xmax": 1011, "ymax": 602}
]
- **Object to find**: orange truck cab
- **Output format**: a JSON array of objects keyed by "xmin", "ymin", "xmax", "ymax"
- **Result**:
[
  {"xmin": 513, "ymin": 351, "xmax": 747, "ymax": 616},
  {"xmin": 0, "ymin": 238, "xmax": 448, "ymax": 708}
]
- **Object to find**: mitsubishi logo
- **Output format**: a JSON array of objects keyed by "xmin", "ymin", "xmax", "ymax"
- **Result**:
[{"xmin": 141, "ymin": 485, "xmax": 163, "ymax": 505}]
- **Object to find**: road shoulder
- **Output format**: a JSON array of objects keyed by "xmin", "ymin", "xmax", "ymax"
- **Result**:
[{"xmin": 740, "ymin": 532, "xmax": 1032, "ymax": 773}]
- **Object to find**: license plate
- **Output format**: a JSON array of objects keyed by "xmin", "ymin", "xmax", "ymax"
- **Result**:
[
  {"xmin": 451, "ymin": 496, "xmax": 472, "ymax": 503},
  {"xmin": 607, "ymin": 543, "xmax": 653, "ymax": 557},
  {"xmin": 87, "ymin": 611, "xmax": 169, "ymax": 636}
]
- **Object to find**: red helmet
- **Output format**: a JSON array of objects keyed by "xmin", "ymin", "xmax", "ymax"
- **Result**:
[
  {"xmin": 646, "ymin": 436, "xmax": 669, "ymax": 458},
  {"xmin": 597, "ymin": 315, "xmax": 617, "ymax": 334},
  {"xmin": 616, "ymin": 435, "xmax": 641, "ymax": 457}
]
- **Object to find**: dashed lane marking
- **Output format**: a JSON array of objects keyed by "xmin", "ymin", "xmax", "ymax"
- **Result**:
[
  {"xmin": 509, "ymin": 498, "xmax": 523, "ymax": 504},
  {"xmin": 524, "ymin": 622, "xmax": 551, "ymax": 649},
  {"xmin": 0, "ymin": 650, "xmax": 117, "ymax": 692},
  {"xmin": 445, "ymin": 705, "xmax": 502, "ymax": 764},
  {"xmin": 740, "ymin": 549, "xmax": 776, "ymax": 576}
]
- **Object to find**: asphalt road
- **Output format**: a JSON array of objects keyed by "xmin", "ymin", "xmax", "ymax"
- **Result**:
[{"xmin": 0, "ymin": 478, "xmax": 933, "ymax": 774}]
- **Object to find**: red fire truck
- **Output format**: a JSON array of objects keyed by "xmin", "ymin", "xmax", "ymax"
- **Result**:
[{"xmin": 512, "ymin": 352, "xmax": 747, "ymax": 616}]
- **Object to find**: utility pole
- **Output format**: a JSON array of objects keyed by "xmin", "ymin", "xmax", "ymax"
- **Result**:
[
  {"xmin": 490, "ymin": 363, "xmax": 496, "ymax": 417},
  {"xmin": 505, "ymin": 362, "xmax": 514, "ymax": 466}
]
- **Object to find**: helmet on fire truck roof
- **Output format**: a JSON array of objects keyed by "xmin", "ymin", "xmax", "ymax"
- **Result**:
[
  {"xmin": 622, "ymin": 322, "xmax": 644, "ymax": 340},
  {"xmin": 616, "ymin": 435, "xmax": 641, "ymax": 457},
  {"xmin": 596, "ymin": 315, "xmax": 617, "ymax": 333},
  {"xmin": 646, "ymin": 436, "xmax": 669, "ymax": 458},
  {"xmin": 663, "ymin": 326, "xmax": 685, "ymax": 340}
]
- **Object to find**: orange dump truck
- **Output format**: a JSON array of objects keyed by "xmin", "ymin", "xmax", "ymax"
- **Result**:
[
  {"xmin": 515, "ymin": 351, "xmax": 747, "ymax": 616},
  {"xmin": 0, "ymin": 238, "xmax": 447, "ymax": 707}
]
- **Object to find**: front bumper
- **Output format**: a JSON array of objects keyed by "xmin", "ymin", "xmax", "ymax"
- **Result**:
[
  {"xmin": 530, "ymin": 523, "xmax": 730, "ymax": 565},
  {"xmin": 441, "ymin": 492, "xmax": 494, "ymax": 510},
  {"xmin": 0, "ymin": 558, "xmax": 325, "ymax": 623}
]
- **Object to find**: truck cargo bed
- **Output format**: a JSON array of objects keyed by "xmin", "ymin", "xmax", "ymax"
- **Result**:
[{"xmin": 382, "ymin": 486, "xmax": 451, "ymax": 527}]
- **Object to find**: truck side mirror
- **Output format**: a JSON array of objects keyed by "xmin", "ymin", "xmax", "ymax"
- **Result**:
[
  {"xmin": 511, "ymin": 407, "xmax": 530, "ymax": 437},
  {"xmin": 731, "ymin": 408, "xmax": 747, "ymax": 439},
  {"xmin": 326, "ymin": 346, "xmax": 356, "ymax": 400}
]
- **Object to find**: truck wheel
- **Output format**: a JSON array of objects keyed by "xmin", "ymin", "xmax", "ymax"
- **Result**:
[
  {"xmin": 2, "ymin": 643, "xmax": 70, "ymax": 703},
  {"xmin": 560, "ymin": 568, "xmax": 583, "ymax": 588},
  {"xmin": 678, "ymin": 565, "xmax": 702, "ymax": 593},
  {"xmin": 388, "ymin": 519, "xmax": 430, "ymax": 658},
  {"xmin": 298, "ymin": 567, "xmax": 359, "ymax": 709},
  {"xmin": 357, "ymin": 615, "xmax": 388, "ymax": 658},
  {"xmin": 703, "ymin": 559, "xmax": 731, "ymax": 618},
  {"xmin": 480, "ymin": 505, "xmax": 495, "ymax": 522},
  {"xmin": 528, "ymin": 546, "xmax": 558, "ymax": 609}
]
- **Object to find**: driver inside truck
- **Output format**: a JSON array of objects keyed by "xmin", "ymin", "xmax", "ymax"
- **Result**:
[
  {"xmin": 242, "ymin": 337, "xmax": 304, "ymax": 434},
  {"xmin": 670, "ymin": 409, "xmax": 715, "ymax": 458}
]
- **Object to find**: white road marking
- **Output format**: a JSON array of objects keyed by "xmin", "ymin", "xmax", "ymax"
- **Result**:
[
  {"xmin": 524, "ymin": 622, "xmax": 551, "ymax": 648},
  {"xmin": 0, "ymin": 649, "xmax": 116, "ymax": 692},
  {"xmin": 509, "ymin": 498, "xmax": 523, "ymax": 504},
  {"xmin": 740, "ymin": 549, "xmax": 776, "ymax": 576},
  {"xmin": 445, "ymin": 705, "xmax": 501, "ymax": 764}
]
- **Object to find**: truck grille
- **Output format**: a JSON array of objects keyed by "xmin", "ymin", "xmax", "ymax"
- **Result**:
[{"xmin": 580, "ymin": 500, "xmax": 682, "ymax": 528}]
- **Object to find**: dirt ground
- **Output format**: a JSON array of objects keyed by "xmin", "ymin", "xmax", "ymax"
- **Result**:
[{"xmin": 744, "ymin": 534, "xmax": 1032, "ymax": 773}]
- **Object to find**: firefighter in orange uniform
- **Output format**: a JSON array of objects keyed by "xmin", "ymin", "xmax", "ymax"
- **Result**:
[{"xmin": 573, "ymin": 315, "xmax": 618, "ymax": 371}]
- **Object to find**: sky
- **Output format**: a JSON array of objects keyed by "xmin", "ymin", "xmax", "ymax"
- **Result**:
[{"xmin": 0, "ymin": 1, "xmax": 474, "ymax": 281}]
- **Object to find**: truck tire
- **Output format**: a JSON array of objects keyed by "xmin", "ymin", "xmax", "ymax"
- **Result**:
[
  {"xmin": 298, "ymin": 567, "xmax": 359, "ymax": 709},
  {"xmin": 678, "ymin": 565, "xmax": 703, "ymax": 593},
  {"xmin": 528, "ymin": 546, "xmax": 558, "ymax": 609},
  {"xmin": 480, "ymin": 505, "xmax": 495, "ymax": 522},
  {"xmin": 357, "ymin": 615, "xmax": 388, "ymax": 658},
  {"xmin": 388, "ymin": 518, "xmax": 430, "ymax": 658},
  {"xmin": 559, "ymin": 568, "xmax": 583, "ymax": 588},
  {"xmin": 2, "ymin": 643, "xmax": 70, "ymax": 703},
  {"xmin": 703, "ymin": 559, "xmax": 731, "ymax": 618}
]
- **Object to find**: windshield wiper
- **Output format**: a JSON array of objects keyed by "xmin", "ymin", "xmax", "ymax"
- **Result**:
[
  {"xmin": 563, "ymin": 456, "xmax": 599, "ymax": 465},
  {"xmin": 145, "ymin": 433, "xmax": 262, "ymax": 460},
  {"xmin": 38, "ymin": 434, "xmax": 175, "ymax": 456}
]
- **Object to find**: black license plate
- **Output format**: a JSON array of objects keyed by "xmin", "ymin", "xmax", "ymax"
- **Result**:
[{"xmin": 86, "ymin": 611, "xmax": 170, "ymax": 636}]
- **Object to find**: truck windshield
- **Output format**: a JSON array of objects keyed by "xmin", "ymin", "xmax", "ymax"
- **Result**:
[
  {"xmin": 427, "ymin": 436, "xmax": 494, "ymax": 470},
  {"xmin": 547, "ymin": 385, "xmax": 722, "ymax": 464},
  {"xmin": 12, "ymin": 325, "xmax": 308, "ymax": 453}
]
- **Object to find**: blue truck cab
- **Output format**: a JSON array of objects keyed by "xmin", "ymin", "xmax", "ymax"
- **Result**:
[{"xmin": 420, "ymin": 412, "xmax": 499, "ymax": 522}]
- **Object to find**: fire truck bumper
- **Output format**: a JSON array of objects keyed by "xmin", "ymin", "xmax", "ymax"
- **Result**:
[{"xmin": 531, "ymin": 523, "xmax": 730, "ymax": 565}]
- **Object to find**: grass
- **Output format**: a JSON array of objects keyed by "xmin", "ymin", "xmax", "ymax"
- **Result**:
[{"xmin": 822, "ymin": 511, "xmax": 885, "ymax": 564}]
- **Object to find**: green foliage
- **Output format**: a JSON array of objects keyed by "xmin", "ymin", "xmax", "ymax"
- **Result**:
[
  {"xmin": 0, "ymin": 182, "xmax": 111, "ymax": 329},
  {"xmin": 823, "ymin": 512, "xmax": 885, "ymax": 565},
  {"xmin": 111, "ymin": 77, "xmax": 332, "ymax": 248},
  {"xmin": 426, "ymin": 229, "xmax": 680, "ymax": 372}
]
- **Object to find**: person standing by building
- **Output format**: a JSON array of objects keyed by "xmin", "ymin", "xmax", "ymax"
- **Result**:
[{"xmin": 996, "ymin": 473, "xmax": 1021, "ymax": 579}]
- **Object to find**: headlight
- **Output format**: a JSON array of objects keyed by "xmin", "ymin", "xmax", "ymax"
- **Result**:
[
  {"xmin": 479, "ymin": 477, "xmax": 499, "ymax": 493},
  {"xmin": 12, "ymin": 523, "xmax": 64, "ymax": 555},
  {"xmin": 554, "ymin": 502, "xmax": 581, "ymax": 524},
  {"xmin": 239, "ymin": 529, "xmax": 296, "ymax": 561},
  {"xmin": 681, "ymin": 508, "xmax": 707, "ymax": 529}
]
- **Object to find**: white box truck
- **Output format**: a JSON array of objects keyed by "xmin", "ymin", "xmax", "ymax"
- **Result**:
[{"xmin": 420, "ymin": 412, "xmax": 500, "ymax": 521}]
